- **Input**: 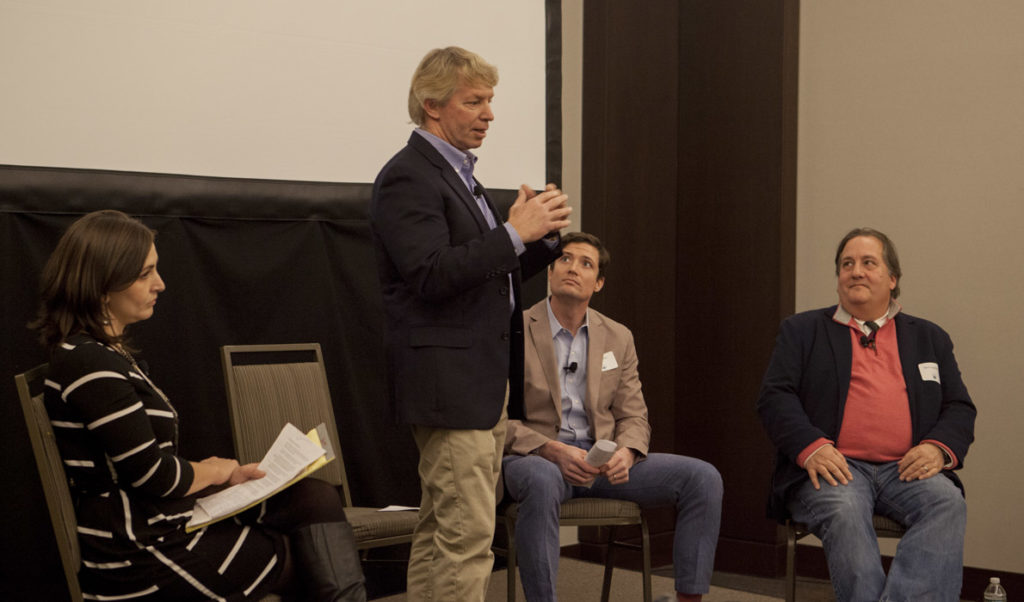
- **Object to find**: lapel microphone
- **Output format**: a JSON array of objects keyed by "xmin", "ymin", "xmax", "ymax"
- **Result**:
[
  {"xmin": 859, "ymin": 321, "xmax": 880, "ymax": 352},
  {"xmin": 473, "ymin": 184, "xmax": 484, "ymax": 197},
  {"xmin": 564, "ymin": 361, "xmax": 578, "ymax": 373}
]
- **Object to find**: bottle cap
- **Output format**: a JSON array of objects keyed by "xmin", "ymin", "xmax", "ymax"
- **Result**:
[{"xmin": 991, "ymin": 577, "xmax": 1001, "ymax": 584}]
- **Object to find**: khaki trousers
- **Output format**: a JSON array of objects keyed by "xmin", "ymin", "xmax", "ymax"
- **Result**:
[{"xmin": 406, "ymin": 396, "xmax": 508, "ymax": 602}]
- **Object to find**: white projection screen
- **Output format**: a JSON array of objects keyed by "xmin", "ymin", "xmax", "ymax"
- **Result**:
[{"xmin": 0, "ymin": 1, "xmax": 548, "ymax": 188}]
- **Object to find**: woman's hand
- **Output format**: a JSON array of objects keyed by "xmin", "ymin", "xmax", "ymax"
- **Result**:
[
  {"xmin": 187, "ymin": 456, "xmax": 265, "ymax": 495},
  {"xmin": 228, "ymin": 462, "xmax": 265, "ymax": 485}
]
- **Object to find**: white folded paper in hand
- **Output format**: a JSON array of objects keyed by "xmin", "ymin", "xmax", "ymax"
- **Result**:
[
  {"xmin": 579, "ymin": 439, "xmax": 617, "ymax": 488},
  {"xmin": 584, "ymin": 439, "xmax": 617, "ymax": 466},
  {"xmin": 185, "ymin": 423, "xmax": 328, "ymax": 531}
]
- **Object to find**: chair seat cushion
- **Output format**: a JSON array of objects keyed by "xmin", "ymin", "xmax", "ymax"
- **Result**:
[
  {"xmin": 871, "ymin": 514, "xmax": 906, "ymax": 536},
  {"xmin": 345, "ymin": 506, "xmax": 419, "ymax": 542},
  {"xmin": 501, "ymin": 497, "xmax": 642, "ymax": 523}
]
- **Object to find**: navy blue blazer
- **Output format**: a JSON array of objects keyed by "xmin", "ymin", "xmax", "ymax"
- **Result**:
[
  {"xmin": 757, "ymin": 305, "xmax": 976, "ymax": 521},
  {"xmin": 370, "ymin": 132, "xmax": 560, "ymax": 429}
]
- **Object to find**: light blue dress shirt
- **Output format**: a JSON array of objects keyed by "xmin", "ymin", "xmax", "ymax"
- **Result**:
[
  {"xmin": 546, "ymin": 299, "xmax": 593, "ymax": 448},
  {"xmin": 414, "ymin": 129, "xmax": 524, "ymax": 312},
  {"xmin": 414, "ymin": 129, "xmax": 526, "ymax": 253}
]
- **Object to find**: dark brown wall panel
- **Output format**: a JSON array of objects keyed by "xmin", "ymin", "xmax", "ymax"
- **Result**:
[
  {"xmin": 582, "ymin": 0, "xmax": 798, "ymax": 577},
  {"xmin": 582, "ymin": 0, "xmax": 681, "ymax": 456}
]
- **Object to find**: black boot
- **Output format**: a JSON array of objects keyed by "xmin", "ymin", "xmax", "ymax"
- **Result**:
[{"xmin": 290, "ymin": 521, "xmax": 367, "ymax": 602}]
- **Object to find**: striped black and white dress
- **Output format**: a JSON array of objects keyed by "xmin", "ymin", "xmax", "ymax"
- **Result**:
[{"xmin": 44, "ymin": 334, "xmax": 284, "ymax": 601}]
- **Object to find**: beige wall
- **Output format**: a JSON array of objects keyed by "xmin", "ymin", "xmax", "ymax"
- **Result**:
[{"xmin": 797, "ymin": 1, "xmax": 1024, "ymax": 573}]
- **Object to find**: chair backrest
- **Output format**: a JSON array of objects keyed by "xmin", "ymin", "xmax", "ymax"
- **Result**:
[
  {"xmin": 16, "ymin": 363, "xmax": 84, "ymax": 602},
  {"xmin": 220, "ymin": 343, "xmax": 352, "ymax": 506}
]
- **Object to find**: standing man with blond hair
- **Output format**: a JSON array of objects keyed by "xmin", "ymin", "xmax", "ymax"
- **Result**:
[{"xmin": 370, "ymin": 46, "xmax": 570, "ymax": 601}]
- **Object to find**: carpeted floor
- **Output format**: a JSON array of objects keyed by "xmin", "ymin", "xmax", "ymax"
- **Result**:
[
  {"xmin": 372, "ymin": 556, "xmax": 784, "ymax": 601},
  {"xmin": 370, "ymin": 559, "xmax": 973, "ymax": 601}
]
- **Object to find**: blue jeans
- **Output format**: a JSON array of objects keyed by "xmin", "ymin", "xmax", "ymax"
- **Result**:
[
  {"xmin": 787, "ymin": 458, "xmax": 966, "ymax": 602},
  {"xmin": 502, "ymin": 452, "xmax": 722, "ymax": 601}
]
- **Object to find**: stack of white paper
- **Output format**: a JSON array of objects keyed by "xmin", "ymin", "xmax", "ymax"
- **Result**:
[{"xmin": 186, "ymin": 423, "xmax": 327, "ymax": 531}]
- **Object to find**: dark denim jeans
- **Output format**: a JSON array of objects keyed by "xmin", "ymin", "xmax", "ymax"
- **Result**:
[{"xmin": 503, "ymin": 452, "xmax": 722, "ymax": 601}]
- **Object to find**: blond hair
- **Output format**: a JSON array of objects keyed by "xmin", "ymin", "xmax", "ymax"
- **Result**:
[{"xmin": 408, "ymin": 47, "xmax": 498, "ymax": 125}]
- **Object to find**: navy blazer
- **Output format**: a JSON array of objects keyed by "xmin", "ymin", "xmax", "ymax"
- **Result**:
[
  {"xmin": 756, "ymin": 305, "xmax": 976, "ymax": 521},
  {"xmin": 370, "ymin": 132, "xmax": 560, "ymax": 429}
]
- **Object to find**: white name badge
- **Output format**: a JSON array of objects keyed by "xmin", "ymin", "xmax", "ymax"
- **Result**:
[
  {"xmin": 601, "ymin": 351, "xmax": 618, "ymax": 372},
  {"xmin": 918, "ymin": 362, "xmax": 940, "ymax": 383}
]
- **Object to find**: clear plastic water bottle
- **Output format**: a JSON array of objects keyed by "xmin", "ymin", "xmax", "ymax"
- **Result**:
[{"xmin": 984, "ymin": 577, "xmax": 1007, "ymax": 601}]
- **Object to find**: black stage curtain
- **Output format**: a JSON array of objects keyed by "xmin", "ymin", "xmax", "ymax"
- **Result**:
[{"xmin": 0, "ymin": 164, "xmax": 544, "ymax": 599}]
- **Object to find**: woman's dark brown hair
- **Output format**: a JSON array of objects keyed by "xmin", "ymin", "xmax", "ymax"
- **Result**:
[{"xmin": 30, "ymin": 210, "xmax": 156, "ymax": 351}]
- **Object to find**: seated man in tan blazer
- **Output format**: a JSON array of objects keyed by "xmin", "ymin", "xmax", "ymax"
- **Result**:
[{"xmin": 503, "ymin": 231, "xmax": 723, "ymax": 602}]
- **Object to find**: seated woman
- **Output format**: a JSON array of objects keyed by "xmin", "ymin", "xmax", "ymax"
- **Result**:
[{"xmin": 30, "ymin": 209, "xmax": 366, "ymax": 601}]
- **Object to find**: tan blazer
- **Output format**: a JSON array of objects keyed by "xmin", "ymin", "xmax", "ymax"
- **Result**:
[{"xmin": 505, "ymin": 299, "xmax": 651, "ymax": 457}]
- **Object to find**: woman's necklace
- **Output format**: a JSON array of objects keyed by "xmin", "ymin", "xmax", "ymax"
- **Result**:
[
  {"xmin": 111, "ymin": 342, "xmax": 137, "ymax": 368},
  {"xmin": 110, "ymin": 342, "xmax": 179, "ymax": 444}
]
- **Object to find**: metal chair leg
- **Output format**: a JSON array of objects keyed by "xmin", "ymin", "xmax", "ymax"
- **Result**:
[
  {"xmin": 640, "ymin": 516, "xmax": 652, "ymax": 602},
  {"xmin": 785, "ymin": 521, "xmax": 797, "ymax": 602},
  {"xmin": 600, "ymin": 526, "xmax": 617, "ymax": 602},
  {"xmin": 507, "ymin": 515, "xmax": 518, "ymax": 602}
]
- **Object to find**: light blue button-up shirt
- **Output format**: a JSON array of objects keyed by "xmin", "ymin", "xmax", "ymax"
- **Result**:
[
  {"xmin": 415, "ymin": 129, "xmax": 524, "ymax": 312},
  {"xmin": 414, "ymin": 129, "xmax": 526, "ymax": 253},
  {"xmin": 546, "ymin": 299, "xmax": 594, "ymax": 448}
]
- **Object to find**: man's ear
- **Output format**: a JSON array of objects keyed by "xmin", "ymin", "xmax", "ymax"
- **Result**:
[
  {"xmin": 594, "ymin": 277, "xmax": 605, "ymax": 293},
  {"xmin": 423, "ymin": 99, "xmax": 442, "ymax": 121}
]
